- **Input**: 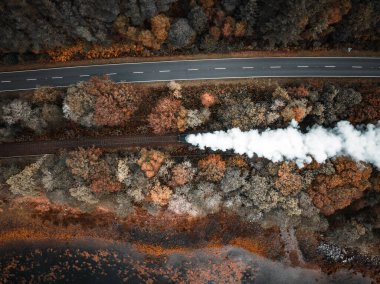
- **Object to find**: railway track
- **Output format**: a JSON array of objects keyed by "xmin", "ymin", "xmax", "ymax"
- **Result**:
[{"xmin": 0, "ymin": 134, "xmax": 183, "ymax": 158}]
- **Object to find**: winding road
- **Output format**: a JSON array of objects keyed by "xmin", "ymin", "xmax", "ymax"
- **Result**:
[{"xmin": 1, "ymin": 57, "xmax": 380, "ymax": 92}]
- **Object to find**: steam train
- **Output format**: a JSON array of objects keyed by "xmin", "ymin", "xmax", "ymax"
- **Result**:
[{"xmin": 177, "ymin": 134, "xmax": 189, "ymax": 143}]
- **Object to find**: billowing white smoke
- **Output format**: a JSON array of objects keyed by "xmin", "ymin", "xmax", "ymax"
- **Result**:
[{"xmin": 186, "ymin": 120, "xmax": 380, "ymax": 168}]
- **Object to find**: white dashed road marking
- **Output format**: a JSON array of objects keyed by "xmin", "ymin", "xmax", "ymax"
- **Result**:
[
  {"xmin": 324, "ymin": 66, "xmax": 336, "ymax": 68},
  {"xmin": 106, "ymin": 73, "xmax": 117, "ymax": 75},
  {"xmin": 352, "ymin": 66, "xmax": 362, "ymax": 68},
  {"xmin": 133, "ymin": 71, "xmax": 144, "ymax": 74},
  {"xmin": 242, "ymin": 66, "xmax": 254, "ymax": 69},
  {"xmin": 187, "ymin": 68, "xmax": 199, "ymax": 71},
  {"xmin": 297, "ymin": 66, "xmax": 309, "ymax": 68},
  {"xmin": 270, "ymin": 66, "xmax": 281, "ymax": 69},
  {"xmin": 26, "ymin": 78, "xmax": 37, "ymax": 81},
  {"xmin": 52, "ymin": 76, "xmax": 63, "ymax": 79},
  {"xmin": 159, "ymin": 70, "xmax": 171, "ymax": 73},
  {"xmin": 1, "ymin": 80, "xmax": 11, "ymax": 83},
  {"xmin": 79, "ymin": 74, "xmax": 90, "ymax": 77},
  {"xmin": 214, "ymin": 67, "xmax": 226, "ymax": 70}
]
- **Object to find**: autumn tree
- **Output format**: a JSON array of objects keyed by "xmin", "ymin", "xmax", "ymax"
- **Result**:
[
  {"xmin": 198, "ymin": 154, "xmax": 226, "ymax": 182},
  {"xmin": 65, "ymin": 147, "xmax": 122, "ymax": 193},
  {"xmin": 281, "ymin": 99, "xmax": 311, "ymax": 123},
  {"xmin": 308, "ymin": 157, "xmax": 372, "ymax": 215},
  {"xmin": 137, "ymin": 149, "xmax": 166, "ymax": 178},
  {"xmin": 274, "ymin": 162, "xmax": 303, "ymax": 196},
  {"xmin": 200, "ymin": 92, "xmax": 217, "ymax": 107},
  {"xmin": 151, "ymin": 14, "xmax": 171, "ymax": 43},
  {"xmin": 138, "ymin": 30, "xmax": 159, "ymax": 49},
  {"xmin": 1, "ymin": 99, "xmax": 47, "ymax": 133},
  {"xmin": 149, "ymin": 181, "xmax": 172, "ymax": 206},
  {"xmin": 170, "ymin": 161, "xmax": 196, "ymax": 186},
  {"xmin": 148, "ymin": 97, "xmax": 185, "ymax": 134},
  {"xmin": 63, "ymin": 76, "xmax": 141, "ymax": 127},
  {"xmin": 222, "ymin": 16, "xmax": 236, "ymax": 38}
]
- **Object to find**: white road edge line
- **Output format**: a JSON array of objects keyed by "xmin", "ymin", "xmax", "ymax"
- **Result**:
[
  {"xmin": 270, "ymin": 66, "xmax": 281, "ymax": 69},
  {"xmin": 1, "ymin": 80, "xmax": 11, "ymax": 83},
  {"xmin": 297, "ymin": 66, "xmax": 309, "ymax": 68},
  {"xmin": 106, "ymin": 73, "xmax": 117, "ymax": 75},
  {"xmin": 133, "ymin": 71, "xmax": 144, "ymax": 74},
  {"xmin": 79, "ymin": 74, "xmax": 90, "ymax": 77},
  {"xmin": 187, "ymin": 68, "xmax": 199, "ymax": 71},
  {"xmin": 159, "ymin": 70, "xmax": 171, "ymax": 73},
  {"xmin": 242, "ymin": 66, "xmax": 254, "ymax": 69},
  {"xmin": 324, "ymin": 66, "xmax": 336, "ymax": 68},
  {"xmin": 214, "ymin": 67, "xmax": 226, "ymax": 70},
  {"xmin": 26, "ymin": 78, "xmax": 37, "ymax": 81},
  {"xmin": 52, "ymin": 76, "xmax": 63, "ymax": 79},
  {"xmin": 352, "ymin": 66, "xmax": 362, "ymax": 68}
]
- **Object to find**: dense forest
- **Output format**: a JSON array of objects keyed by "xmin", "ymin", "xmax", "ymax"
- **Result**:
[
  {"xmin": 1, "ymin": 77, "xmax": 379, "ymax": 141},
  {"xmin": 1, "ymin": 0, "xmax": 379, "ymax": 64}
]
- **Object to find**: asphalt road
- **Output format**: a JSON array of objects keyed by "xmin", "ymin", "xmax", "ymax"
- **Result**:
[{"xmin": 0, "ymin": 57, "xmax": 380, "ymax": 92}]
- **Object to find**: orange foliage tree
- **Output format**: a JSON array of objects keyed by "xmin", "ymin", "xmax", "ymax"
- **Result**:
[
  {"xmin": 349, "ymin": 94, "xmax": 380, "ymax": 124},
  {"xmin": 66, "ymin": 147, "xmax": 122, "ymax": 193},
  {"xmin": 287, "ymin": 85, "xmax": 309, "ymax": 98},
  {"xmin": 307, "ymin": 157, "xmax": 372, "ymax": 215},
  {"xmin": 170, "ymin": 161, "xmax": 195, "ymax": 186},
  {"xmin": 200, "ymin": 92, "xmax": 217, "ymax": 108},
  {"xmin": 137, "ymin": 149, "xmax": 166, "ymax": 178},
  {"xmin": 275, "ymin": 162, "xmax": 303, "ymax": 196},
  {"xmin": 148, "ymin": 97, "xmax": 185, "ymax": 134},
  {"xmin": 222, "ymin": 16, "xmax": 236, "ymax": 38},
  {"xmin": 82, "ymin": 76, "xmax": 142, "ymax": 127},
  {"xmin": 151, "ymin": 14, "xmax": 171, "ymax": 43},
  {"xmin": 149, "ymin": 182, "xmax": 172, "ymax": 206},
  {"xmin": 91, "ymin": 176, "xmax": 122, "ymax": 193},
  {"xmin": 198, "ymin": 154, "xmax": 226, "ymax": 182}
]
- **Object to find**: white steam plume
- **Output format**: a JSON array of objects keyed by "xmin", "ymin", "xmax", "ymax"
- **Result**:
[{"xmin": 186, "ymin": 121, "xmax": 380, "ymax": 168}]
